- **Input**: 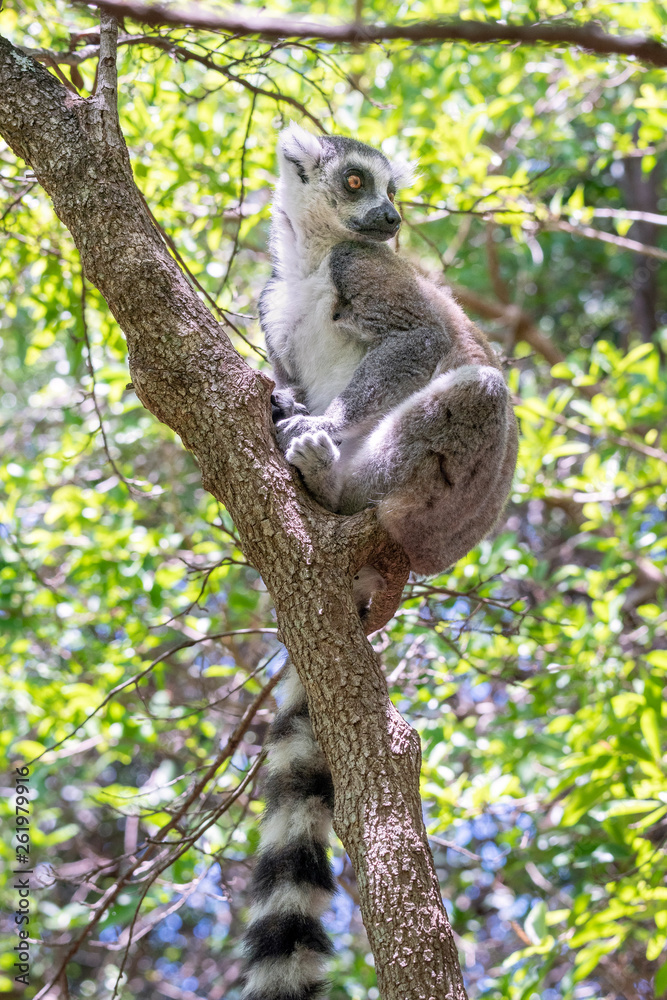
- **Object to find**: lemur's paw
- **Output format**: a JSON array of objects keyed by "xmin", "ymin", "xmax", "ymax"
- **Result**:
[
  {"xmin": 286, "ymin": 431, "xmax": 339, "ymax": 474},
  {"xmin": 275, "ymin": 413, "xmax": 312, "ymax": 452},
  {"xmin": 271, "ymin": 389, "xmax": 309, "ymax": 424}
]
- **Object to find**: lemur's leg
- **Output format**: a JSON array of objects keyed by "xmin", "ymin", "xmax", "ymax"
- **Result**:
[
  {"xmin": 340, "ymin": 365, "xmax": 516, "ymax": 573},
  {"xmin": 281, "ymin": 430, "xmax": 388, "ymax": 611},
  {"xmin": 281, "ymin": 366, "xmax": 515, "ymax": 577},
  {"xmin": 341, "ymin": 365, "xmax": 508, "ymax": 500},
  {"xmin": 242, "ymin": 663, "xmax": 335, "ymax": 1000}
]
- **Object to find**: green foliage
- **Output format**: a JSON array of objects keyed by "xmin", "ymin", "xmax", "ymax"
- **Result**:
[{"xmin": 1, "ymin": 1, "xmax": 666, "ymax": 998}]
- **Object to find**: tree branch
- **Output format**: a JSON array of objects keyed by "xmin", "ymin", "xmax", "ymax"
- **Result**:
[
  {"xmin": 547, "ymin": 216, "xmax": 667, "ymax": 262},
  {"xmin": 405, "ymin": 202, "xmax": 667, "ymax": 262},
  {"xmin": 0, "ymin": 27, "xmax": 466, "ymax": 1000},
  {"xmin": 447, "ymin": 282, "xmax": 567, "ymax": 369},
  {"xmin": 95, "ymin": 10, "xmax": 118, "ymax": 107},
  {"xmin": 88, "ymin": 2, "xmax": 667, "ymax": 68},
  {"xmin": 590, "ymin": 207, "xmax": 667, "ymax": 227},
  {"xmin": 19, "ymin": 32, "xmax": 325, "ymax": 127}
]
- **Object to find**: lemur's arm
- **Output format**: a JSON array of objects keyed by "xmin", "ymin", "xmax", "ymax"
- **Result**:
[
  {"xmin": 328, "ymin": 327, "xmax": 444, "ymax": 426},
  {"xmin": 275, "ymin": 327, "xmax": 444, "ymax": 450},
  {"xmin": 276, "ymin": 242, "xmax": 451, "ymax": 447},
  {"xmin": 274, "ymin": 326, "xmax": 451, "ymax": 514}
]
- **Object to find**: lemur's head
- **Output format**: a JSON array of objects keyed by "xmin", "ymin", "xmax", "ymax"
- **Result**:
[{"xmin": 275, "ymin": 123, "xmax": 414, "ymax": 244}]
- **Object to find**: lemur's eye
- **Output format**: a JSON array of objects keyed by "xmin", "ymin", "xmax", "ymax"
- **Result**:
[
  {"xmin": 388, "ymin": 190, "xmax": 395, "ymax": 203},
  {"xmin": 345, "ymin": 172, "xmax": 363, "ymax": 192}
]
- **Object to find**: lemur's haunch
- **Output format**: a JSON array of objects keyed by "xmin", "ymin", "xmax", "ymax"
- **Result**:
[{"xmin": 241, "ymin": 125, "xmax": 518, "ymax": 1000}]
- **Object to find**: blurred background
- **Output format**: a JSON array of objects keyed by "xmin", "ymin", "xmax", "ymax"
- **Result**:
[{"xmin": 0, "ymin": 2, "xmax": 666, "ymax": 998}]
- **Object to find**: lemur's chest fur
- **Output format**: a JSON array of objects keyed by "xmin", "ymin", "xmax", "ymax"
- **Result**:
[{"xmin": 262, "ymin": 255, "xmax": 371, "ymax": 416}]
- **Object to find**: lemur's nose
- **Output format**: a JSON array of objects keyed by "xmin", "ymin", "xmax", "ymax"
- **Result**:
[{"xmin": 352, "ymin": 202, "xmax": 401, "ymax": 237}]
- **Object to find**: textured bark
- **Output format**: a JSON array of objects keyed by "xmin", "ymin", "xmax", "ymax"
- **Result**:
[{"xmin": 0, "ymin": 25, "xmax": 467, "ymax": 1000}]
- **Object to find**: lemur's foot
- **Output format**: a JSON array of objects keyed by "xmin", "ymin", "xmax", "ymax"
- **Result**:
[
  {"xmin": 271, "ymin": 388, "xmax": 309, "ymax": 424},
  {"xmin": 353, "ymin": 564, "xmax": 387, "ymax": 618},
  {"xmin": 286, "ymin": 431, "xmax": 339, "ymax": 475}
]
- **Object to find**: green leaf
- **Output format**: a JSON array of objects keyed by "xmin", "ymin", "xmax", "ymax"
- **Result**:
[
  {"xmin": 655, "ymin": 958, "xmax": 667, "ymax": 998},
  {"xmin": 647, "ymin": 651, "xmax": 667, "ymax": 671},
  {"xmin": 615, "ymin": 342, "xmax": 655, "ymax": 374},
  {"xmin": 524, "ymin": 901, "xmax": 548, "ymax": 944},
  {"xmin": 640, "ymin": 707, "xmax": 663, "ymax": 763}
]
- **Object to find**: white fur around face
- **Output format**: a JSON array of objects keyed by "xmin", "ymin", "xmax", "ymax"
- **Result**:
[
  {"xmin": 391, "ymin": 156, "xmax": 418, "ymax": 190},
  {"xmin": 272, "ymin": 125, "xmax": 407, "ymax": 271},
  {"xmin": 272, "ymin": 180, "xmax": 348, "ymax": 273},
  {"xmin": 274, "ymin": 124, "xmax": 340, "ymax": 267}
]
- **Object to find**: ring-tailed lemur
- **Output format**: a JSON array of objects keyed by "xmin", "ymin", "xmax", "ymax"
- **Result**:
[{"xmin": 241, "ymin": 124, "xmax": 518, "ymax": 1000}]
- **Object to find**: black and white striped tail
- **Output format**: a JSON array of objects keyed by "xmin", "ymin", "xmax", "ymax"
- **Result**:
[{"xmin": 242, "ymin": 662, "xmax": 335, "ymax": 1000}]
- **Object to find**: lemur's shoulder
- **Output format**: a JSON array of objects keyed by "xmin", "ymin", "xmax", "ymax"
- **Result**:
[
  {"xmin": 328, "ymin": 240, "xmax": 447, "ymax": 336},
  {"xmin": 329, "ymin": 239, "xmax": 409, "ymax": 286}
]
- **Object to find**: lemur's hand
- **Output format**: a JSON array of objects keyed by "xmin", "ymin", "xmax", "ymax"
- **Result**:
[
  {"xmin": 286, "ymin": 431, "xmax": 340, "ymax": 477},
  {"xmin": 275, "ymin": 413, "xmax": 337, "ymax": 453},
  {"xmin": 271, "ymin": 388, "xmax": 309, "ymax": 424}
]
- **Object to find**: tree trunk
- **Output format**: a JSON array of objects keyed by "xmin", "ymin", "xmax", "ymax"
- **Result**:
[
  {"xmin": 621, "ymin": 154, "xmax": 662, "ymax": 343},
  {"xmin": 0, "ymin": 20, "xmax": 467, "ymax": 1000}
]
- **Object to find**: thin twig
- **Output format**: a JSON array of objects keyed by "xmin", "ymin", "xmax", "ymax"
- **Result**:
[
  {"xmin": 0, "ymin": 180, "xmax": 36, "ymax": 222},
  {"xmin": 218, "ymin": 87, "xmax": 257, "ymax": 293},
  {"xmin": 29, "ymin": 628, "xmax": 279, "ymax": 763},
  {"xmin": 134, "ymin": 186, "xmax": 268, "ymax": 361},
  {"xmin": 0, "ymin": 227, "xmax": 69, "ymax": 261},
  {"xmin": 41, "ymin": 53, "xmax": 81, "ymax": 95},
  {"xmin": 589, "ymin": 207, "xmax": 667, "ymax": 227},
  {"xmin": 429, "ymin": 835, "xmax": 482, "ymax": 862},
  {"xmin": 547, "ymin": 217, "xmax": 667, "ymax": 262},
  {"xmin": 514, "ymin": 396, "xmax": 667, "ymax": 464},
  {"xmin": 80, "ymin": 271, "xmax": 162, "ymax": 496},
  {"xmin": 128, "ymin": 34, "xmax": 325, "ymax": 130},
  {"xmin": 20, "ymin": 32, "xmax": 326, "ymax": 131},
  {"xmin": 404, "ymin": 200, "xmax": 667, "ymax": 262}
]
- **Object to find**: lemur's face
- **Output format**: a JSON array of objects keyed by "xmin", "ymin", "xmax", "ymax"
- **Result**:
[{"xmin": 276, "ymin": 124, "xmax": 414, "ymax": 243}]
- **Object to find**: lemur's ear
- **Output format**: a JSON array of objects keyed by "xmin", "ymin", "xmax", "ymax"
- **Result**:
[
  {"xmin": 278, "ymin": 122, "xmax": 323, "ymax": 184},
  {"xmin": 391, "ymin": 157, "xmax": 419, "ymax": 191}
]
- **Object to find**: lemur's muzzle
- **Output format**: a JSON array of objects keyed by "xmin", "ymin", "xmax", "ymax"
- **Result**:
[{"xmin": 350, "ymin": 201, "xmax": 401, "ymax": 240}]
